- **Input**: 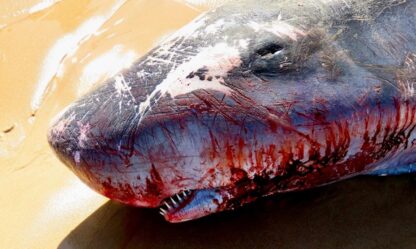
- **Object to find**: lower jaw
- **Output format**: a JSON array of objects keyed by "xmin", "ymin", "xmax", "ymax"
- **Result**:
[{"xmin": 159, "ymin": 188, "xmax": 226, "ymax": 223}]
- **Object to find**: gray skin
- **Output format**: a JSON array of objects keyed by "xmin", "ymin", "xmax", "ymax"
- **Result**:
[{"xmin": 48, "ymin": 0, "xmax": 416, "ymax": 222}]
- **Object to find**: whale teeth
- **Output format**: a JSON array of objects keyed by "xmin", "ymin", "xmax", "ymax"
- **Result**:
[
  {"xmin": 163, "ymin": 201, "xmax": 172, "ymax": 210},
  {"xmin": 159, "ymin": 207, "xmax": 167, "ymax": 216},
  {"xmin": 160, "ymin": 207, "xmax": 167, "ymax": 213},
  {"xmin": 159, "ymin": 190, "xmax": 193, "ymax": 216},
  {"xmin": 170, "ymin": 197, "xmax": 178, "ymax": 207}
]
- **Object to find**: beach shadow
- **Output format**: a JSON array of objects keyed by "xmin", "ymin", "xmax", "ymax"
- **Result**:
[{"xmin": 58, "ymin": 175, "xmax": 416, "ymax": 249}]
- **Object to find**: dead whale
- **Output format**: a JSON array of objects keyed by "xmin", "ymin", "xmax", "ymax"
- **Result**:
[{"xmin": 48, "ymin": 0, "xmax": 416, "ymax": 222}]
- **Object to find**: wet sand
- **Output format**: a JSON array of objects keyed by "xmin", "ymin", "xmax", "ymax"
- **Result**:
[{"xmin": 0, "ymin": 1, "xmax": 415, "ymax": 248}]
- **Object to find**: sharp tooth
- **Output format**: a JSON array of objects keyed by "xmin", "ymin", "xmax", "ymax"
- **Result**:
[
  {"xmin": 182, "ymin": 192, "xmax": 187, "ymax": 198},
  {"xmin": 170, "ymin": 197, "xmax": 178, "ymax": 206},
  {"xmin": 186, "ymin": 190, "xmax": 191, "ymax": 194},
  {"xmin": 164, "ymin": 201, "xmax": 172, "ymax": 210},
  {"xmin": 160, "ymin": 207, "xmax": 167, "ymax": 214},
  {"xmin": 177, "ymin": 194, "xmax": 183, "ymax": 202},
  {"xmin": 159, "ymin": 210, "xmax": 166, "ymax": 216}
]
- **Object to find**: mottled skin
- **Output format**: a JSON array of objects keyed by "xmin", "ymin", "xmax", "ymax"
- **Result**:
[{"xmin": 48, "ymin": 0, "xmax": 416, "ymax": 222}]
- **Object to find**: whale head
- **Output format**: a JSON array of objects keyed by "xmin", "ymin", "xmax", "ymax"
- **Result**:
[{"xmin": 48, "ymin": 0, "xmax": 414, "ymax": 222}]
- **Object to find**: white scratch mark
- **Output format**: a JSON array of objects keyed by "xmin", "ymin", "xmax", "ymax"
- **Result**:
[
  {"xmin": 248, "ymin": 20, "xmax": 305, "ymax": 41},
  {"xmin": 114, "ymin": 74, "xmax": 137, "ymax": 111},
  {"xmin": 137, "ymin": 42, "xmax": 242, "ymax": 124},
  {"xmin": 77, "ymin": 122, "xmax": 91, "ymax": 149},
  {"xmin": 205, "ymin": 19, "xmax": 226, "ymax": 34},
  {"xmin": 78, "ymin": 45, "xmax": 137, "ymax": 97}
]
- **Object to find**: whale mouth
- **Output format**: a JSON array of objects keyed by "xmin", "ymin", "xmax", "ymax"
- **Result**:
[
  {"xmin": 159, "ymin": 190, "xmax": 194, "ymax": 216},
  {"xmin": 158, "ymin": 188, "xmax": 225, "ymax": 223}
]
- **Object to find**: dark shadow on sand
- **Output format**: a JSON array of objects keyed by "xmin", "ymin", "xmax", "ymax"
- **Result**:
[{"xmin": 58, "ymin": 175, "xmax": 416, "ymax": 249}]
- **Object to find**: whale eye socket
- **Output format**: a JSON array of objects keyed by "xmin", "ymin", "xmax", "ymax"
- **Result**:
[
  {"xmin": 256, "ymin": 43, "xmax": 283, "ymax": 57},
  {"xmin": 250, "ymin": 42, "xmax": 291, "ymax": 76}
]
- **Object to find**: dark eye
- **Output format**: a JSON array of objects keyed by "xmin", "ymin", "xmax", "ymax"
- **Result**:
[
  {"xmin": 250, "ymin": 42, "xmax": 288, "ymax": 76},
  {"xmin": 256, "ymin": 43, "xmax": 284, "ymax": 56}
]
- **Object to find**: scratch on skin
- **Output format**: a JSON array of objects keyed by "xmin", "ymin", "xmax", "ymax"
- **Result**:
[
  {"xmin": 136, "ymin": 42, "xmax": 243, "ymax": 126},
  {"xmin": 114, "ymin": 74, "xmax": 137, "ymax": 111},
  {"xmin": 77, "ymin": 121, "xmax": 91, "ymax": 149},
  {"xmin": 397, "ymin": 53, "xmax": 416, "ymax": 98}
]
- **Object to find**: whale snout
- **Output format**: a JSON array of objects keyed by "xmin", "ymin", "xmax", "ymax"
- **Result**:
[
  {"xmin": 46, "ymin": 29, "xmax": 254, "ymax": 210},
  {"xmin": 47, "ymin": 106, "xmax": 83, "ymax": 170},
  {"xmin": 46, "ymin": 77, "xmax": 240, "ymax": 209},
  {"xmin": 47, "ymin": 92, "xmax": 167, "ymax": 207}
]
